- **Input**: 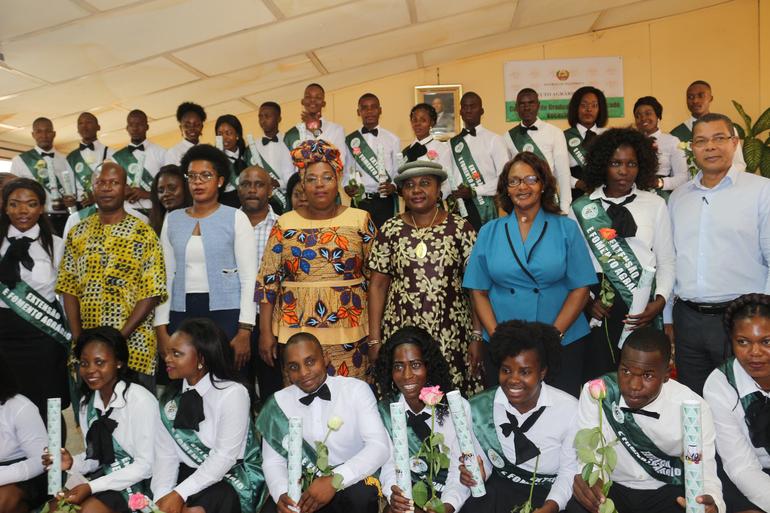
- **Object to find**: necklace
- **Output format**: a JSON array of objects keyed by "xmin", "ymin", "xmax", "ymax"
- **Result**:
[{"xmin": 410, "ymin": 208, "xmax": 440, "ymax": 259}]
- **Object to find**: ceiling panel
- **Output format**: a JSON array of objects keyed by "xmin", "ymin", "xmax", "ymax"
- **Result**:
[
  {"xmin": 0, "ymin": 69, "xmax": 45, "ymax": 97},
  {"xmin": 0, "ymin": 0, "xmax": 89, "ymax": 41},
  {"xmin": 594, "ymin": 0, "xmax": 729, "ymax": 29},
  {"xmin": 85, "ymin": 0, "xmax": 148, "ymax": 11},
  {"xmin": 414, "ymin": 0, "xmax": 511, "ymax": 22},
  {"xmin": 511, "ymin": 0, "xmax": 637, "ymax": 27},
  {"xmin": 270, "ymin": 0, "xmax": 353, "ymax": 17}
]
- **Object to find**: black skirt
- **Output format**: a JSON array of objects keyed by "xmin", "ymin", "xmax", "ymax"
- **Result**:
[
  {"xmin": 459, "ymin": 471, "xmax": 550, "ymax": 513},
  {"xmin": 91, "ymin": 490, "xmax": 131, "ymax": 513},
  {"xmin": 177, "ymin": 463, "xmax": 241, "ymax": 513},
  {"xmin": 0, "ymin": 458, "xmax": 47, "ymax": 510}
]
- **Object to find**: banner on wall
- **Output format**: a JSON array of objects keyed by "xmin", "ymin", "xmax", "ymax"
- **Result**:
[{"xmin": 504, "ymin": 57, "xmax": 624, "ymax": 122}]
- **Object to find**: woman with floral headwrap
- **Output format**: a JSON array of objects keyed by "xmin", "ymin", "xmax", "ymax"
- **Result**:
[{"xmin": 257, "ymin": 140, "xmax": 378, "ymax": 381}]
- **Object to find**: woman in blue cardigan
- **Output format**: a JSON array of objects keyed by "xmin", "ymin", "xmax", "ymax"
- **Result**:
[{"xmin": 463, "ymin": 152, "xmax": 596, "ymax": 396}]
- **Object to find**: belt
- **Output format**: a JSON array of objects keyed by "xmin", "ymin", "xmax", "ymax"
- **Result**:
[
  {"xmin": 362, "ymin": 192, "xmax": 391, "ymax": 200},
  {"xmin": 679, "ymin": 299, "xmax": 732, "ymax": 315}
]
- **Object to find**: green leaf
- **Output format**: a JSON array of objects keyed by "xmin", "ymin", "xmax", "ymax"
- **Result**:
[
  {"xmin": 735, "ymin": 124, "xmax": 746, "ymax": 140},
  {"xmin": 598, "ymin": 497, "xmax": 616, "ymax": 513},
  {"xmin": 733, "ymin": 100, "xmax": 753, "ymax": 136},
  {"xmin": 426, "ymin": 496, "xmax": 445, "ymax": 513},
  {"xmin": 437, "ymin": 451, "xmax": 450, "ymax": 470},
  {"xmin": 577, "ymin": 447, "xmax": 597, "ymax": 464},
  {"xmin": 581, "ymin": 462, "xmax": 594, "ymax": 482},
  {"xmin": 331, "ymin": 473, "xmax": 344, "ymax": 491},
  {"xmin": 430, "ymin": 432, "xmax": 445, "ymax": 447},
  {"xmin": 744, "ymin": 137, "xmax": 764, "ymax": 173},
  {"xmin": 588, "ymin": 469, "xmax": 601, "ymax": 487},
  {"xmin": 574, "ymin": 428, "xmax": 594, "ymax": 450},
  {"xmin": 760, "ymin": 145, "xmax": 770, "ymax": 179},
  {"xmin": 41, "ymin": 503, "xmax": 50, "ymax": 513},
  {"xmin": 412, "ymin": 480, "xmax": 428, "ymax": 508},
  {"xmin": 604, "ymin": 446, "xmax": 618, "ymax": 472},
  {"xmin": 601, "ymin": 478, "xmax": 613, "ymax": 497},
  {"xmin": 753, "ymin": 105, "xmax": 770, "ymax": 135},
  {"xmin": 589, "ymin": 430, "xmax": 602, "ymax": 450}
]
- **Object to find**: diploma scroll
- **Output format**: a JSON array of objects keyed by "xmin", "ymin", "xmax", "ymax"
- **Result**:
[
  {"xmin": 618, "ymin": 266, "xmax": 656, "ymax": 348},
  {"xmin": 287, "ymin": 417, "xmax": 303, "ymax": 504},
  {"xmin": 58, "ymin": 167, "xmax": 78, "ymax": 214},
  {"xmin": 246, "ymin": 134, "xmax": 264, "ymax": 167},
  {"xmin": 47, "ymin": 398, "xmax": 62, "ymax": 495},
  {"xmin": 376, "ymin": 145, "xmax": 388, "ymax": 198},
  {"xmin": 682, "ymin": 400, "xmax": 704, "ymax": 513},
  {"xmin": 446, "ymin": 391, "xmax": 486, "ymax": 497},
  {"xmin": 389, "ymin": 402, "xmax": 413, "ymax": 499}
]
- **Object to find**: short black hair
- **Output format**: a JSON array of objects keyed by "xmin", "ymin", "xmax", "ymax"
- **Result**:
[
  {"xmin": 622, "ymin": 327, "xmax": 671, "ymax": 364},
  {"xmin": 32, "ymin": 117, "xmax": 52, "ymax": 128},
  {"xmin": 489, "ymin": 320, "xmax": 561, "ymax": 379},
  {"xmin": 127, "ymin": 109, "xmax": 147, "ymax": 120},
  {"xmin": 260, "ymin": 101, "xmax": 281, "ymax": 116},
  {"xmin": 410, "ymin": 103, "xmax": 437, "ymax": 125},
  {"xmin": 516, "ymin": 88, "xmax": 538, "ymax": 99},
  {"xmin": 180, "ymin": 143, "xmax": 231, "ymax": 189},
  {"xmin": 176, "ymin": 101, "xmax": 207, "ymax": 123},
  {"xmin": 688, "ymin": 80, "xmax": 712, "ymax": 90},
  {"xmin": 633, "ymin": 96, "xmax": 663, "ymax": 120},
  {"xmin": 358, "ymin": 92, "xmax": 379, "ymax": 105},
  {"xmin": 583, "ymin": 128, "xmax": 658, "ymax": 191},
  {"xmin": 1, "ymin": 178, "xmax": 55, "ymax": 260},
  {"xmin": 496, "ymin": 152, "xmax": 561, "ymax": 215},
  {"xmin": 305, "ymin": 83, "xmax": 325, "ymax": 95},
  {"xmin": 567, "ymin": 86, "xmax": 608, "ymax": 128},
  {"xmin": 693, "ymin": 112, "xmax": 734, "ymax": 134},
  {"xmin": 286, "ymin": 332, "xmax": 322, "ymax": 352},
  {"xmin": 461, "ymin": 91, "xmax": 482, "ymax": 105}
]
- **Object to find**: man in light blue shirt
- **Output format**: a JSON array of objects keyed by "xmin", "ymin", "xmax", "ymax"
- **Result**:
[{"xmin": 668, "ymin": 113, "xmax": 770, "ymax": 395}]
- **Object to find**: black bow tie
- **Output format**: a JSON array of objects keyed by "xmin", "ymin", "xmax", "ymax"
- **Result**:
[
  {"xmin": 621, "ymin": 406, "xmax": 660, "ymax": 419},
  {"xmin": 520, "ymin": 124, "xmax": 538, "ymax": 133},
  {"xmin": 406, "ymin": 410, "xmax": 432, "ymax": 442},
  {"xmin": 403, "ymin": 142, "xmax": 428, "ymax": 163},
  {"xmin": 499, "ymin": 406, "xmax": 546, "ymax": 464},
  {"xmin": 603, "ymin": 194, "xmax": 638, "ymax": 238},
  {"xmin": 228, "ymin": 155, "xmax": 237, "ymax": 162},
  {"xmin": 86, "ymin": 407, "xmax": 118, "ymax": 465},
  {"xmin": 0, "ymin": 237, "xmax": 35, "ymax": 288},
  {"xmin": 459, "ymin": 127, "xmax": 477, "ymax": 138},
  {"xmin": 745, "ymin": 393, "xmax": 770, "ymax": 449},
  {"xmin": 40, "ymin": 152, "xmax": 54, "ymax": 158},
  {"xmin": 361, "ymin": 127, "xmax": 379, "ymax": 137},
  {"xmin": 583, "ymin": 129, "xmax": 597, "ymax": 145},
  {"xmin": 79, "ymin": 142, "xmax": 95, "ymax": 151},
  {"xmin": 174, "ymin": 389, "xmax": 205, "ymax": 430},
  {"xmin": 262, "ymin": 136, "xmax": 279, "ymax": 144},
  {"xmin": 129, "ymin": 144, "xmax": 144, "ymax": 152},
  {"xmin": 299, "ymin": 383, "xmax": 331, "ymax": 406}
]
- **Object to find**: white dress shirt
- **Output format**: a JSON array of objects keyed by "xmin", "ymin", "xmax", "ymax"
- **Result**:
[
  {"xmin": 155, "ymin": 208, "xmax": 257, "ymax": 325},
  {"xmin": 287, "ymin": 118, "xmax": 346, "ymax": 167},
  {"xmin": 570, "ymin": 186, "xmax": 675, "ymax": 302},
  {"xmin": 476, "ymin": 385, "xmax": 577, "ymax": 510},
  {"xmin": 703, "ymin": 360, "xmax": 770, "ymax": 510},
  {"xmin": 451, "ymin": 124, "xmax": 509, "ymax": 198},
  {"xmin": 669, "ymin": 164, "xmax": 770, "ymax": 302},
  {"xmin": 164, "ymin": 139, "xmax": 196, "ymax": 166},
  {"xmin": 0, "ymin": 224, "xmax": 63, "ymax": 308},
  {"xmin": 404, "ymin": 136, "xmax": 457, "ymax": 199},
  {"xmin": 506, "ymin": 118, "xmax": 572, "ymax": 212},
  {"xmin": 0, "ymin": 394, "xmax": 46, "ymax": 486},
  {"xmin": 151, "ymin": 376, "xmax": 250, "ymax": 501},
  {"xmin": 76, "ymin": 140, "xmax": 114, "ymax": 171},
  {"xmin": 567, "ymin": 124, "xmax": 607, "ymax": 187},
  {"xmin": 649, "ymin": 130, "xmax": 688, "ymax": 191},
  {"xmin": 10, "ymin": 147, "xmax": 81, "ymax": 212},
  {"xmin": 112, "ymin": 139, "xmax": 167, "ymax": 210},
  {"xmin": 575, "ymin": 378, "xmax": 725, "ymax": 513},
  {"xmin": 262, "ymin": 375, "xmax": 390, "ymax": 503},
  {"xmin": 380, "ymin": 394, "xmax": 471, "ymax": 512},
  {"xmin": 71, "ymin": 381, "xmax": 158, "ymax": 494},
  {"xmin": 342, "ymin": 126, "xmax": 401, "ymax": 194},
  {"xmin": 255, "ymin": 132, "xmax": 294, "ymax": 192}
]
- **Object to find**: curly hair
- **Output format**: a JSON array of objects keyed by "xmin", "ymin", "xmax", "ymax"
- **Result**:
[
  {"xmin": 180, "ymin": 143, "xmax": 230, "ymax": 192},
  {"xmin": 176, "ymin": 101, "xmax": 207, "ymax": 123},
  {"xmin": 489, "ymin": 320, "xmax": 561, "ymax": 380},
  {"xmin": 567, "ymin": 86, "xmax": 608, "ymax": 128},
  {"xmin": 724, "ymin": 293, "xmax": 770, "ymax": 336},
  {"xmin": 496, "ymin": 152, "xmax": 561, "ymax": 215},
  {"xmin": 410, "ymin": 103, "xmax": 438, "ymax": 126},
  {"xmin": 374, "ymin": 326, "xmax": 454, "ymax": 424},
  {"xmin": 290, "ymin": 139, "xmax": 343, "ymax": 176},
  {"xmin": 583, "ymin": 128, "xmax": 658, "ymax": 191}
]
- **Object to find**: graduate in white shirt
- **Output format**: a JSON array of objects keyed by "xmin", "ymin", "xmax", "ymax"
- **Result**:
[
  {"xmin": 256, "ymin": 101, "xmax": 295, "ymax": 214},
  {"xmin": 43, "ymin": 326, "xmax": 159, "ymax": 513},
  {"xmin": 283, "ymin": 84, "xmax": 346, "ymax": 166},
  {"xmin": 215, "ymin": 114, "xmax": 249, "ymax": 209},
  {"xmin": 506, "ymin": 89, "xmax": 572, "ymax": 213},
  {"xmin": 165, "ymin": 102, "xmax": 206, "ymax": 166},
  {"xmin": 152, "ymin": 318, "xmax": 267, "ymax": 513},
  {"xmin": 374, "ymin": 326, "xmax": 473, "ymax": 513},
  {"xmin": 633, "ymin": 97, "xmax": 688, "ymax": 197},
  {"xmin": 448, "ymin": 92, "xmax": 509, "ymax": 231},
  {"xmin": 342, "ymin": 93, "xmax": 401, "ymax": 228},
  {"xmin": 402, "ymin": 103, "xmax": 456, "ymax": 201},
  {"xmin": 66, "ymin": 112, "xmax": 114, "ymax": 206},
  {"xmin": 567, "ymin": 328, "xmax": 724, "ymax": 513},
  {"xmin": 257, "ymin": 333, "xmax": 389, "ymax": 513},
  {"xmin": 0, "ymin": 351, "xmax": 48, "ymax": 513},
  {"xmin": 565, "ymin": 86, "xmax": 609, "ymax": 200},
  {"xmin": 571, "ymin": 128, "xmax": 674, "ymax": 382},
  {"xmin": 703, "ymin": 294, "xmax": 770, "ymax": 513},
  {"xmin": 111, "ymin": 110, "xmax": 167, "ymax": 213}
]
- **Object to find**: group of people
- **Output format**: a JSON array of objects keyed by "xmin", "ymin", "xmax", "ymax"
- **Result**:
[{"xmin": 0, "ymin": 77, "xmax": 768, "ymax": 513}]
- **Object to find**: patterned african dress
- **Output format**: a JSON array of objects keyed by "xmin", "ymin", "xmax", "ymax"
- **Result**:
[
  {"xmin": 256, "ymin": 207, "xmax": 377, "ymax": 380},
  {"xmin": 368, "ymin": 213, "xmax": 483, "ymax": 396}
]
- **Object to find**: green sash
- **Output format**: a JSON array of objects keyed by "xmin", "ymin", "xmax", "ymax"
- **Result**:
[
  {"xmin": 449, "ymin": 134, "xmax": 496, "ymax": 222},
  {"xmin": 377, "ymin": 401, "xmax": 449, "ymax": 494},
  {"xmin": 159, "ymin": 390, "xmax": 267, "ymax": 512},
  {"xmin": 85, "ymin": 395, "xmax": 150, "ymax": 500},
  {"xmin": 717, "ymin": 357, "xmax": 769, "ymax": 451},
  {"xmin": 670, "ymin": 123, "xmax": 692, "ymax": 143},
  {"xmin": 602, "ymin": 373, "xmax": 684, "ymax": 485},
  {"xmin": 66, "ymin": 149, "xmax": 97, "ymax": 192},
  {"xmin": 345, "ymin": 132, "xmax": 381, "ymax": 183},
  {"xmin": 227, "ymin": 153, "xmax": 249, "ymax": 188},
  {"xmin": 564, "ymin": 127, "xmax": 589, "ymax": 170},
  {"xmin": 507, "ymin": 127, "xmax": 547, "ymax": 162},
  {"xmin": 111, "ymin": 148, "xmax": 153, "ymax": 190},
  {"xmin": 469, "ymin": 390, "xmax": 557, "ymax": 488},
  {"xmin": 19, "ymin": 150, "xmax": 62, "ymax": 198},
  {"xmin": 284, "ymin": 127, "xmax": 301, "ymax": 151},
  {"xmin": 248, "ymin": 148, "xmax": 288, "ymax": 210}
]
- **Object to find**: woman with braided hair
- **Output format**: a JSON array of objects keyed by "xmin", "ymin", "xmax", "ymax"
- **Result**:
[
  {"xmin": 257, "ymin": 140, "xmax": 378, "ymax": 381},
  {"xmin": 703, "ymin": 293, "xmax": 770, "ymax": 513}
]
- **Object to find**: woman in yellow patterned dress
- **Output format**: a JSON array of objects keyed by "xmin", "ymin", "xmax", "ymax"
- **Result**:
[{"xmin": 257, "ymin": 140, "xmax": 377, "ymax": 380}]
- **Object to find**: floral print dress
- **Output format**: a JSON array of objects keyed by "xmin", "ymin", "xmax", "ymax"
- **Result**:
[{"xmin": 256, "ymin": 207, "xmax": 377, "ymax": 380}]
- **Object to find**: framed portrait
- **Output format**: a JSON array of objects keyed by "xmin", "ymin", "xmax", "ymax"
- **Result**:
[{"xmin": 414, "ymin": 84, "xmax": 462, "ymax": 140}]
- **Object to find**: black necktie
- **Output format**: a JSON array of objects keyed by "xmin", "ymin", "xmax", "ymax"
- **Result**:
[
  {"xmin": 520, "ymin": 124, "xmax": 538, "ymax": 134},
  {"xmin": 0, "ymin": 237, "xmax": 35, "ymax": 288},
  {"xmin": 299, "ymin": 383, "xmax": 331, "ymax": 406},
  {"xmin": 583, "ymin": 129, "xmax": 596, "ymax": 146},
  {"xmin": 361, "ymin": 127, "xmax": 379, "ymax": 137},
  {"xmin": 406, "ymin": 410, "xmax": 432, "ymax": 442},
  {"xmin": 403, "ymin": 142, "xmax": 428, "ymax": 162},
  {"xmin": 604, "ymin": 195, "xmax": 638, "ymax": 238},
  {"xmin": 621, "ymin": 406, "xmax": 660, "ymax": 419},
  {"xmin": 85, "ymin": 407, "xmax": 118, "ymax": 465},
  {"xmin": 262, "ymin": 136, "xmax": 279, "ymax": 144},
  {"xmin": 744, "ymin": 393, "xmax": 770, "ymax": 449},
  {"xmin": 499, "ymin": 406, "xmax": 546, "ymax": 464},
  {"xmin": 79, "ymin": 142, "xmax": 95, "ymax": 151},
  {"xmin": 40, "ymin": 152, "xmax": 54, "ymax": 158},
  {"xmin": 459, "ymin": 127, "xmax": 477, "ymax": 138},
  {"xmin": 174, "ymin": 389, "xmax": 205, "ymax": 430},
  {"xmin": 129, "ymin": 144, "xmax": 144, "ymax": 152}
]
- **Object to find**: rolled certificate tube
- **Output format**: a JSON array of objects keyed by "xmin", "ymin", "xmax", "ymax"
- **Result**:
[
  {"xmin": 376, "ymin": 146, "xmax": 388, "ymax": 198},
  {"xmin": 246, "ymin": 134, "xmax": 264, "ymax": 167},
  {"xmin": 682, "ymin": 400, "xmax": 704, "ymax": 513},
  {"xmin": 445, "ymin": 167, "xmax": 468, "ymax": 218},
  {"xmin": 446, "ymin": 391, "xmax": 486, "ymax": 497},
  {"xmin": 58, "ymin": 165, "xmax": 77, "ymax": 214},
  {"xmin": 132, "ymin": 153, "xmax": 145, "ymax": 188},
  {"xmin": 47, "ymin": 398, "xmax": 62, "ymax": 495},
  {"xmin": 287, "ymin": 417, "xmax": 303, "ymax": 504},
  {"xmin": 389, "ymin": 402, "xmax": 412, "ymax": 499},
  {"xmin": 215, "ymin": 135, "xmax": 224, "ymax": 151},
  {"xmin": 618, "ymin": 266, "xmax": 656, "ymax": 349}
]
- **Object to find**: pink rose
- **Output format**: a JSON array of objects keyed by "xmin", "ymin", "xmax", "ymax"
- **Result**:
[
  {"xmin": 587, "ymin": 379, "xmax": 607, "ymax": 401},
  {"xmin": 426, "ymin": 149, "xmax": 438, "ymax": 161},
  {"xmin": 306, "ymin": 120, "xmax": 320, "ymax": 131},
  {"xmin": 128, "ymin": 493, "xmax": 149, "ymax": 511},
  {"xmin": 352, "ymin": 147, "xmax": 361, "ymax": 156},
  {"xmin": 419, "ymin": 385, "xmax": 444, "ymax": 406}
]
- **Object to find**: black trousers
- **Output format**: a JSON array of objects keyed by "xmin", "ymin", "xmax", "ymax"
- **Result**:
[
  {"xmin": 459, "ymin": 472, "xmax": 550, "ymax": 513},
  {"xmin": 358, "ymin": 195, "xmax": 397, "ymax": 229},
  {"xmin": 260, "ymin": 479, "xmax": 379, "ymax": 513},
  {"xmin": 566, "ymin": 482, "xmax": 683, "ymax": 513},
  {"xmin": 252, "ymin": 314, "xmax": 283, "ymax": 403}
]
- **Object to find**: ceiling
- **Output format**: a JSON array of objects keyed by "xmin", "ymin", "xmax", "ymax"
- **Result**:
[{"xmin": 0, "ymin": 0, "xmax": 728, "ymax": 152}]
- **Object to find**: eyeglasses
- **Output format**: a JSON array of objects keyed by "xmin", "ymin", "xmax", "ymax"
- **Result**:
[
  {"xmin": 608, "ymin": 160, "xmax": 639, "ymax": 168},
  {"xmin": 506, "ymin": 175, "xmax": 540, "ymax": 188},
  {"xmin": 185, "ymin": 172, "xmax": 216, "ymax": 183},
  {"xmin": 692, "ymin": 134, "xmax": 735, "ymax": 148},
  {"xmin": 304, "ymin": 175, "xmax": 335, "ymax": 186}
]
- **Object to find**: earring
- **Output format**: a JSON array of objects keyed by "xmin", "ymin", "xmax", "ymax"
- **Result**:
[{"xmin": 197, "ymin": 363, "xmax": 203, "ymax": 370}]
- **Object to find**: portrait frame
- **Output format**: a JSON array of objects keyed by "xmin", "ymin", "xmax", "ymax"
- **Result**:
[{"xmin": 414, "ymin": 84, "xmax": 463, "ymax": 140}]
